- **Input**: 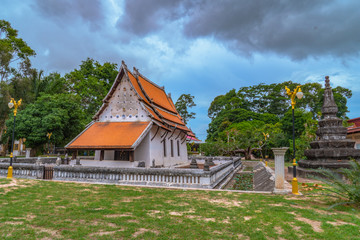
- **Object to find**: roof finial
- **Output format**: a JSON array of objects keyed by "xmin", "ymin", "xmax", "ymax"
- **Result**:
[
  {"xmin": 325, "ymin": 76, "xmax": 330, "ymax": 88},
  {"xmin": 121, "ymin": 60, "xmax": 127, "ymax": 68},
  {"xmin": 133, "ymin": 67, "xmax": 139, "ymax": 75}
]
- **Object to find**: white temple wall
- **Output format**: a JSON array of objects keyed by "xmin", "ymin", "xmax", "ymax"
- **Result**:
[
  {"xmin": 150, "ymin": 127, "xmax": 166, "ymax": 167},
  {"xmin": 94, "ymin": 150, "xmax": 101, "ymax": 160},
  {"xmin": 104, "ymin": 150, "xmax": 115, "ymax": 160},
  {"xmin": 134, "ymin": 131, "xmax": 150, "ymax": 167},
  {"xmin": 163, "ymin": 130, "xmax": 188, "ymax": 167},
  {"xmin": 150, "ymin": 128, "xmax": 188, "ymax": 167}
]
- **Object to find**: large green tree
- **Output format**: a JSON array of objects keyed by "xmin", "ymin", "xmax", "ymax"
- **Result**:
[
  {"xmin": 175, "ymin": 94, "xmax": 196, "ymax": 124},
  {"xmin": 2, "ymin": 94, "xmax": 86, "ymax": 152},
  {"xmin": 65, "ymin": 58, "xmax": 118, "ymax": 119},
  {"xmin": 208, "ymin": 81, "xmax": 352, "ymax": 121},
  {"xmin": 0, "ymin": 20, "xmax": 35, "ymax": 82},
  {"xmin": 207, "ymin": 108, "xmax": 278, "ymax": 141}
]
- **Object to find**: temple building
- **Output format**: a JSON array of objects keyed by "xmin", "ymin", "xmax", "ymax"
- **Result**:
[
  {"xmin": 347, "ymin": 117, "xmax": 360, "ymax": 149},
  {"xmin": 65, "ymin": 61, "xmax": 196, "ymax": 167}
]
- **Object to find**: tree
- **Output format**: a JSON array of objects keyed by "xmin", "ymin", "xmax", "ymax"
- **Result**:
[
  {"xmin": 175, "ymin": 94, "xmax": 196, "ymax": 124},
  {"xmin": 206, "ymin": 108, "xmax": 278, "ymax": 141},
  {"xmin": 65, "ymin": 58, "xmax": 118, "ymax": 119},
  {"xmin": 1, "ymin": 94, "xmax": 87, "ymax": 153},
  {"xmin": 224, "ymin": 121, "xmax": 265, "ymax": 159},
  {"xmin": 0, "ymin": 20, "xmax": 36, "ymax": 82}
]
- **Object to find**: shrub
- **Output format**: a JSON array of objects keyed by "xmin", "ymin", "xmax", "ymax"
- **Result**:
[{"xmin": 315, "ymin": 160, "xmax": 360, "ymax": 208}]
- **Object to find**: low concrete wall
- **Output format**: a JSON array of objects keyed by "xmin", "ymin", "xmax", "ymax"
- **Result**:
[
  {"xmin": 0, "ymin": 158, "xmax": 241, "ymax": 189},
  {"xmin": 53, "ymin": 157, "xmax": 241, "ymax": 189},
  {"xmin": 0, "ymin": 163, "xmax": 42, "ymax": 179},
  {"xmin": 0, "ymin": 157, "xmax": 57, "ymax": 165}
]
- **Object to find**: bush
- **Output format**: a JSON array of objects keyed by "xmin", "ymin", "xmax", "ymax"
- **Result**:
[{"xmin": 315, "ymin": 160, "xmax": 360, "ymax": 208}]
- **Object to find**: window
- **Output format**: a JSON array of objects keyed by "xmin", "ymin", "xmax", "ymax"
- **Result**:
[
  {"xmin": 171, "ymin": 140, "xmax": 174, "ymax": 157},
  {"xmin": 177, "ymin": 140, "xmax": 180, "ymax": 156},
  {"xmin": 356, "ymin": 144, "xmax": 360, "ymax": 149},
  {"xmin": 163, "ymin": 140, "xmax": 166, "ymax": 157},
  {"xmin": 115, "ymin": 151, "xmax": 130, "ymax": 161}
]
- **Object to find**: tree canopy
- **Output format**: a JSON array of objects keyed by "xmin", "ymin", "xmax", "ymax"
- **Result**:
[
  {"xmin": 0, "ymin": 20, "xmax": 35, "ymax": 82},
  {"xmin": 2, "ymin": 94, "xmax": 86, "ymax": 151},
  {"xmin": 205, "ymin": 81, "xmax": 352, "ymax": 159},
  {"xmin": 65, "ymin": 58, "xmax": 118, "ymax": 119},
  {"xmin": 175, "ymin": 94, "xmax": 196, "ymax": 124}
]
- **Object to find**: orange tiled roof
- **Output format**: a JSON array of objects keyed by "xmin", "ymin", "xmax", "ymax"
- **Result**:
[
  {"xmin": 155, "ymin": 107, "xmax": 185, "ymax": 126},
  {"xmin": 127, "ymin": 71, "xmax": 150, "ymax": 105},
  {"xmin": 144, "ymin": 105, "xmax": 162, "ymax": 122},
  {"xmin": 67, "ymin": 122, "xmax": 150, "ymax": 149},
  {"xmin": 137, "ymin": 75, "xmax": 176, "ymax": 113}
]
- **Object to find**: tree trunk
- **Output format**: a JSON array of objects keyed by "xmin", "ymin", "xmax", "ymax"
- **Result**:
[{"xmin": 244, "ymin": 147, "xmax": 252, "ymax": 160}]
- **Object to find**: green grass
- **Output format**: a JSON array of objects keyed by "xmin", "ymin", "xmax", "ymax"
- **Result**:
[{"xmin": 0, "ymin": 177, "xmax": 359, "ymax": 239}]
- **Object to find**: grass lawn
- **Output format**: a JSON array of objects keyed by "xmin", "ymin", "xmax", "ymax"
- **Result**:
[{"xmin": 0, "ymin": 178, "xmax": 359, "ymax": 240}]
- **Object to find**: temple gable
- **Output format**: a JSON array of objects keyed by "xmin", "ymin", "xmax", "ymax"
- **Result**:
[{"xmin": 98, "ymin": 74, "xmax": 150, "ymax": 122}]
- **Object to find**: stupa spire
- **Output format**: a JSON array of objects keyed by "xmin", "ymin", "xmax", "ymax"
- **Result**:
[{"xmin": 322, "ymin": 76, "xmax": 338, "ymax": 119}]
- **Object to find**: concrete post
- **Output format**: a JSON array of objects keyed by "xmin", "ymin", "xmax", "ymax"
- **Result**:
[
  {"xmin": 272, "ymin": 147, "xmax": 289, "ymax": 193},
  {"xmin": 25, "ymin": 148, "xmax": 31, "ymax": 158}
]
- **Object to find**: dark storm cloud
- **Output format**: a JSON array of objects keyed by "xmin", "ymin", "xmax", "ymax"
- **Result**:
[
  {"xmin": 33, "ymin": 0, "xmax": 105, "ymax": 29},
  {"xmin": 117, "ymin": 0, "xmax": 188, "ymax": 36},
  {"xmin": 118, "ymin": 0, "xmax": 360, "ymax": 60}
]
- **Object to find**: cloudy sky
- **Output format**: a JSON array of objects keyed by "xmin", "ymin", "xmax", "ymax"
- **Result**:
[{"xmin": 1, "ymin": 0, "xmax": 360, "ymax": 140}]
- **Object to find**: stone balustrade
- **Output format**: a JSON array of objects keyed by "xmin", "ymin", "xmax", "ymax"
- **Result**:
[
  {"xmin": 0, "ymin": 163, "xmax": 42, "ymax": 179},
  {"xmin": 0, "ymin": 158, "xmax": 241, "ymax": 189},
  {"xmin": 53, "ymin": 158, "xmax": 241, "ymax": 188}
]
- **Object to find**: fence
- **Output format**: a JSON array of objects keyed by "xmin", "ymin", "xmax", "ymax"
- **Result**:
[{"xmin": 0, "ymin": 158, "xmax": 241, "ymax": 189}]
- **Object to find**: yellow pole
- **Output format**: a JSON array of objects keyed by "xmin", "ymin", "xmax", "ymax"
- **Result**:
[
  {"xmin": 7, "ymin": 98, "xmax": 22, "ymax": 179},
  {"xmin": 285, "ymin": 86, "xmax": 302, "ymax": 195}
]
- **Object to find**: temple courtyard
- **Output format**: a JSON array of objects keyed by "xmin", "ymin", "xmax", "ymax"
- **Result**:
[{"xmin": 0, "ymin": 177, "xmax": 359, "ymax": 240}]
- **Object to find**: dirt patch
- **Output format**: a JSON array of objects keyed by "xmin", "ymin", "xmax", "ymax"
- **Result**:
[
  {"xmin": 268, "ymin": 203, "xmax": 285, "ymax": 207},
  {"xmin": 89, "ymin": 229, "xmax": 124, "ymax": 237},
  {"xmin": 185, "ymin": 215, "xmax": 215, "ymax": 222},
  {"xmin": 327, "ymin": 220, "xmax": 357, "ymax": 226},
  {"xmin": 296, "ymin": 217, "xmax": 323, "ymax": 232},
  {"xmin": 4, "ymin": 221, "xmax": 23, "ymax": 225},
  {"xmin": 244, "ymin": 216, "xmax": 252, "ymax": 221},
  {"xmin": 147, "ymin": 210, "xmax": 163, "ymax": 218},
  {"xmin": 207, "ymin": 199, "xmax": 245, "ymax": 207},
  {"xmin": 127, "ymin": 219, "xmax": 139, "ymax": 223},
  {"xmin": 105, "ymin": 213, "xmax": 132, "ymax": 218},
  {"xmin": 120, "ymin": 196, "xmax": 144, "ymax": 202},
  {"xmin": 237, "ymin": 234, "xmax": 250, "ymax": 240},
  {"xmin": 32, "ymin": 226, "xmax": 62, "ymax": 238},
  {"xmin": 169, "ymin": 211, "xmax": 183, "ymax": 216},
  {"xmin": 132, "ymin": 228, "xmax": 159, "ymax": 238},
  {"xmin": 274, "ymin": 226, "xmax": 283, "ymax": 234},
  {"xmin": 222, "ymin": 217, "xmax": 230, "ymax": 224}
]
